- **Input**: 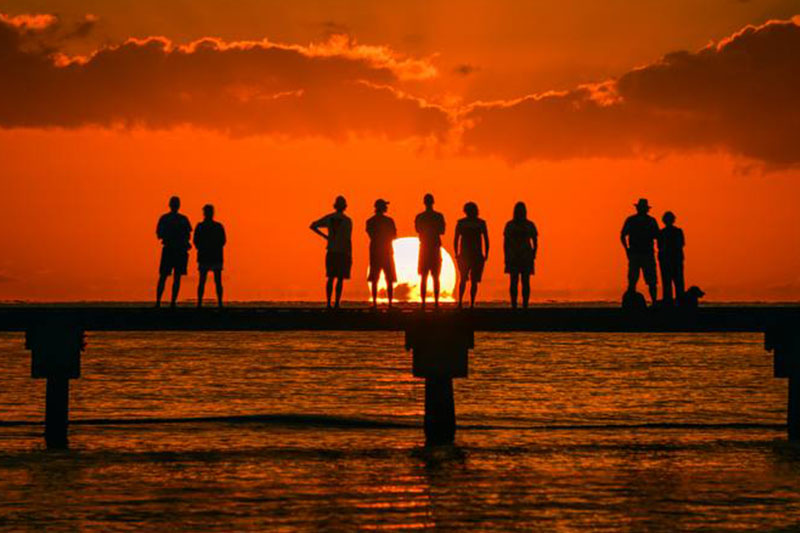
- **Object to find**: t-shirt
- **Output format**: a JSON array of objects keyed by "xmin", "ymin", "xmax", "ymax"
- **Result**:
[
  {"xmin": 193, "ymin": 220, "xmax": 227, "ymax": 264},
  {"xmin": 415, "ymin": 210, "xmax": 445, "ymax": 249},
  {"xmin": 456, "ymin": 217, "xmax": 487, "ymax": 260},
  {"xmin": 157, "ymin": 212, "xmax": 192, "ymax": 250},
  {"xmin": 658, "ymin": 226, "xmax": 685, "ymax": 262},
  {"xmin": 621, "ymin": 214, "xmax": 659, "ymax": 254},
  {"xmin": 366, "ymin": 214, "xmax": 397, "ymax": 256},
  {"xmin": 314, "ymin": 212, "xmax": 352, "ymax": 255},
  {"xmin": 504, "ymin": 219, "xmax": 538, "ymax": 261}
]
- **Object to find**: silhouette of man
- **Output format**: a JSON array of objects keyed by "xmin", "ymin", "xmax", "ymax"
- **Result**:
[
  {"xmin": 193, "ymin": 204, "xmax": 227, "ymax": 308},
  {"xmin": 415, "ymin": 193, "xmax": 446, "ymax": 309},
  {"xmin": 621, "ymin": 198, "xmax": 659, "ymax": 304},
  {"xmin": 504, "ymin": 201, "xmax": 538, "ymax": 309},
  {"xmin": 156, "ymin": 196, "xmax": 192, "ymax": 308},
  {"xmin": 366, "ymin": 199, "xmax": 397, "ymax": 308},
  {"xmin": 310, "ymin": 196, "xmax": 352, "ymax": 309},
  {"xmin": 658, "ymin": 211, "xmax": 685, "ymax": 305},
  {"xmin": 455, "ymin": 202, "xmax": 489, "ymax": 309}
]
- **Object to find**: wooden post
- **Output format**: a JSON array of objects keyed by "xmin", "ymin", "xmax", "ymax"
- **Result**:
[
  {"xmin": 766, "ymin": 327, "xmax": 800, "ymax": 441},
  {"xmin": 406, "ymin": 319, "xmax": 473, "ymax": 446},
  {"xmin": 26, "ymin": 322, "xmax": 83, "ymax": 450}
]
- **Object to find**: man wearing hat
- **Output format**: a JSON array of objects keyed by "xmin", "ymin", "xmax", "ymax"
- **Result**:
[
  {"xmin": 366, "ymin": 199, "xmax": 397, "ymax": 308},
  {"xmin": 620, "ymin": 198, "xmax": 660, "ymax": 304},
  {"xmin": 310, "ymin": 195, "xmax": 353, "ymax": 309}
]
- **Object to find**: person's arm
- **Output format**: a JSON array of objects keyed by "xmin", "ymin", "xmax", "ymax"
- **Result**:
[
  {"xmin": 620, "ymin": 220, "xmax": 630, "ymax": 254},
  {"xmin": 220, "ymin": 224, "xmax": 227, "ymax": 247},
  {"xmin": 482, "ymin": 221, "xmax": 490, "ymax": 261},
  {"xmin": 184, "ymin": 217, "xmax": 192, "ymax": 250},
  {"xmin": 532, "ymin": 225, "xmax": 539, "ymax": 259},
  {"xmin": 453, "ymin": 223, "xmax": 461, "ymax": 257},
  {"xmin": 156, "ymin": 217, "xmax": 164, "ymax": 241},
  {"xmin": 192, "ymin": 224, "xmax": 200, "ymax": 248},
  {"xmin": 391, "ymin": 219, "xmax": 397, "ymax": 240},
  {"xmin": 310, "ymin": 216, "xmax": 329, "ymax": 241},
  {"xmin": 679, "ymin": 228, "xmax": 685, "ymax": 248}
]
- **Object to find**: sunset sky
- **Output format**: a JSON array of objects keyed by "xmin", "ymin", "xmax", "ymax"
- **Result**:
[{"xmin": 1, "ymin": 0, "xmax": 799, "ymax": 302}]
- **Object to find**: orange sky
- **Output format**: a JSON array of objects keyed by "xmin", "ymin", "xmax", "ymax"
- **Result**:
[{"xmin": 1, "ymin": 1, "xmax": 799, "ymax": 302}]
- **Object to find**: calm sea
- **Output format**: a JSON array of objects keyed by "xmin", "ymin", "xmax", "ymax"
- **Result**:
[{"xmin": 2, "ymin": 310, "xmax": 799, "ymax": 530}]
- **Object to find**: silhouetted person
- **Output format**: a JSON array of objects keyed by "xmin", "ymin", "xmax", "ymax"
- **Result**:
[
  {"xmin": 621, "ymin": 198, "xmax": 659, "ymax": 304},
  {"xmin": 415, "ymin": 193, "xmax": 446, "ymax": 309},
  {"xmin": 504, "ymin": 202, "xmax": 538, "ymax": 309},
  {"xmin": 311, "ymin": 196, "xmax": 352, "ymax": 309},
  {"xmin": 658, "ymin": 211, "xmax": 685, "ymax": 305},
  {"xmin": 455, "ymin": 202, "xmax": 489, "ymax": 309},
  {"xmin": 193, "ymin": 204, "xmax": 226, "ymax": 308},
  {"xmin": 156, "ymin": 196, "xmax": 192, "ymax": 308},
  {"xmin": 366, "ymin": 199, "xmax": 397, "ymax": 308}
]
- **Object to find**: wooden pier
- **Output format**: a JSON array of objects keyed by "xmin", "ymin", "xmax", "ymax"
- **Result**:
[{"xmin": 2, "ymin": 305, "xmax": 799, "ymax": 448}]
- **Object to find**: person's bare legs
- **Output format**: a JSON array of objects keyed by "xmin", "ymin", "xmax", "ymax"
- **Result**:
[
  {"xmin": 387, "ymin": 281, "xmax": 394, "ymax": 308},
  {"xmin": 648, "ymin": 284, "xmax": 658, "ymax": 305},
  {"xmin": 521, "ymin": 274, "xmax": 531, "ymax": 309},
  {"xmin": 458, "ymin": 278, "xmax": 467, "ymax": 309},
  {"xmin": 170, "ymin": 274, "xmax": 182, "ymax": 308},
  {"xmin": 420, "ymin": 271, "xmax": 428, "ymax": 310},
  {"xmin": 156, "ymin": 273, "xmax": 168, "ymax": 307},
  {"xmin": 371, "ymin": 280, "xmax": 378, "ymax": 308},
  {"xmin": 334, "ymin": 277, "xmax": 344, "ymax": 308},
  {"xmin": 470, "ymin": 281, "xmax": 478, "ymax": 308},
  {"xmin": 433, "ymin": 276, "xmax": 440, "ymax": 309},
  {"xmin": 326, "ymin": 277, "xmax": 334, "ymax": 309},
  {"xmin": 197, "ymin": 270, "xmax": 208, "ymax": 307},
  {"xmin": 213, "ymin": 269, "xmax": 223, "ymax": 308},
  {"xmin": 509, "ymin": 273, "xmax": 519, "ymax": 309}
]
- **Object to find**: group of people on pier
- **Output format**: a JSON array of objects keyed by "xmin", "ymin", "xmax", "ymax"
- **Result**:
[
  {"xmin": 310, "ymin": 193, "xmax": 538, "ymax": 310},
  {"xmin": 153, "ymin": 193, "xmax": 688, "ymax": 309}
]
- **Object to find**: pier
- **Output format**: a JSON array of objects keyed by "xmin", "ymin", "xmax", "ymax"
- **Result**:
[{"xmin": 2, "ymin": 305, "xmax": 799, "ymax": 449}]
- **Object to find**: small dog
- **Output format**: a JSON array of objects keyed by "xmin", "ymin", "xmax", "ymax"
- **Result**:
[
  {"xmin": 622, "ymin": 290, "xmax": 648, "ymax": 311},
  {"xmin": 681, "ymin": 286, "xmax": 705, "ymax": 309}
]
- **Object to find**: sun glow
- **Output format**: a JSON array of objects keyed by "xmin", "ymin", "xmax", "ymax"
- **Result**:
[{"xmin": 371, "ymin": 237, "xmax": 456, "ymax": 303}]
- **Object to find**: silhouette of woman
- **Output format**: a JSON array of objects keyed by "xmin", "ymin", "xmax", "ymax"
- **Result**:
[{"xmin": 503, "ymin": 202, "xmax": 538, "ymax": 309}]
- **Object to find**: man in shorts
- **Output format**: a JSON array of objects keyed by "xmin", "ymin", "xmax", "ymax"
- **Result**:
[
  {"xmin": 621, "ymin": 198, "xmax": 660, "ymax": 305},
  {"xmin": 156, "ymin": 196, "xmax": 192, "ymax": 308},
  {"xmin": 414, "ymin": 193, "xmax": 446, "ymax": 309},
  {"xmin": 193, "ymin": 204, "xmax": 227, "ymax": 308},
  {"xmin": 366, "ymin": 199, "xmax": 397, "ymax": 308},
  {"xmin": 454, "ymin": 202, "xmax": 489, "ymax": 309},
  {"xmin": 310, "ymin": 195, "xmax": 352, "ymax": 309}
]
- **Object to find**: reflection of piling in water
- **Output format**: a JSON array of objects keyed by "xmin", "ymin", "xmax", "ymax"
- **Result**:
[{"xmin": 5, "ymin": 305, "xmax": 800, "ymax": 449}]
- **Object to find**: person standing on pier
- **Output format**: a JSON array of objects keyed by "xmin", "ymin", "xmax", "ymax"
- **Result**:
[
  {"xmin": 193, "ymin": 204, "xmax": 227, "ymax": 308},
  {"xmin": 311, "ymin": 196, "xmax": 353, "ymax": 309},
  {"xmin": 415, "ymin": 193, "xmax": 446, "ymax": 309},
  {"xmin": 658, "ymin": 211, "xmax": 686, "ymax": 305},
  {"xmin": 455, "ymin": 202, "xmax": 489, "ymax": 309},
  {"xmin": 504, "ymin": 201, "xmax": 538, "ymax": 309},
  {"xmin": 156, "ymin": 196, "xmax": 192, "ymax": 308},
  {"xmin": 366, "ymin": 199, "xmax": 397, "ymax": 309},
  {"xmin": 621, "ymin": 198, "xmax": 659, "ymax": 305}
]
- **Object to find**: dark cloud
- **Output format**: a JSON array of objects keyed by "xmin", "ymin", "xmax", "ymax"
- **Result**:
[
  {"xmin": 462, "ymin": 18, "xmax": 800, "ymax": 166},
  {"xmin": 0, "ymin": 13, "xmax": 450, "ymax": 141}
]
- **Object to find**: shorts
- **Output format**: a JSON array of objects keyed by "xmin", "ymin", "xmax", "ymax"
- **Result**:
[
  {"xmin": 628, "ymin": 252, "xmax": 657, "ymax": 286},
  {"xmin": 418, "ymin": 244, "xmax": 442, "ymax": 276},
  {"xmin": 368, "ymin": 253, "xmax": 396, "ymax": 283},
  {"xmin": 199, "ymin": 262, "xmax": 223, "ymax": 273},
  {"xmin": 505, "ymin": 251, "xmax": 535, "ymax": 276},
  {"xmin": 458, "ymin": 254, "xmax": 485, "ymax": 283},
  {"xmin": 326, "ymin": 251, "xmax": 352, "ymax": 279},
  {"xmin": 160, "ymin": 247, "xmax": 188, "ymax": 276}
]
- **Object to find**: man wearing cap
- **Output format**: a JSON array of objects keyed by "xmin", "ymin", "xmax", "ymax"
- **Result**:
[
  {"xmin": 366, "ymin": 199, "xmax": 397, "ymax": 308},
  {"xmin": 156, "ymin": 196, "xmax": 192, "ymax": 308},
  {"xmin": 415, "ymin": 193, "xmax": 446, "ymax": 309},
  {"xmin": 310, "ymin": 196, "xmax": 353, "ymax": 309},
  {"xmin": 621, "ymin": 198, "xmax": 660, "ymax": 304}
]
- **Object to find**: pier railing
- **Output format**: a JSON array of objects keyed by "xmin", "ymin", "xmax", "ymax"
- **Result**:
[{"xmin": 2, "ymin": 305, "xmax": 799, "ymax": 448}]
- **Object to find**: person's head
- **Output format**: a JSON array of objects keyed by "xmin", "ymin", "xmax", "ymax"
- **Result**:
[
  {"xmin": 513, "ymin": 201, "xmax": 527, "ymax": 221},
  {"xmin": 464, "ymin": 201, "xmax": 479, "ymax": 218},
  {"xmin": 168, "ymin": 196, "xmax": 180, "ymax": 212},
  {"xmin": 333, "ymin": 195, "xmax": 347, "ymax": 212},
  {"xmin": 662, "ymin": 211, "xmax": 676, "ymax": 226},
  {"xmin": 374, "ymin": 199, "xmax": 389, "ymax": 214},
  {"xmin": 634, "ymin": 198, "xmax": 651, "ymax": 215},
  {"xmin": 203, "ymin": 204, "xmax": 215, "ymax": 221},
  {"xmin": 423, "ymin": 193, "xmax": 434, "ymax": 208}
]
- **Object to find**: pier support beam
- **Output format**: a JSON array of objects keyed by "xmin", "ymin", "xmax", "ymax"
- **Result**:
[
  {"xmin": 406, "ymin": 319, "xmax": 473, "ymax": 446},
  {"xmin": 25, "ymin": 323, "xmax": 84, "ymax": 450},
  {"xmin": 766, "ymin": 328, "xmax": 800, "ymax": 441}
]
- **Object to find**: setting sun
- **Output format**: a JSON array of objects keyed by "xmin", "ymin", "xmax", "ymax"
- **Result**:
[{"xmin": 371, "ymin": 237, "xmax": 456, "ymax": 302}]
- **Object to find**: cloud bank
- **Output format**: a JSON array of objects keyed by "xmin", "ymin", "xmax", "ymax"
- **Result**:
[{"xmin": 1, "ymin": 13, "xmax": 799, "ymax": 165}]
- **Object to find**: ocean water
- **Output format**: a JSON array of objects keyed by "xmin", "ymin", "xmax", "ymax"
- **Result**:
[{"xmin": 2, "ymin": 328, "xmax": 800, "ymax": 530}]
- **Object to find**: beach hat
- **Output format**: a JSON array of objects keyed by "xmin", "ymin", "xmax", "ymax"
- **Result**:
[
  {"xmin": 374, "ymin": 199, "xmax": 389, "ymax": 209},
  {"xmin": 634, "ymin": 198, "xmax": 651, "ymax": 210}
]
